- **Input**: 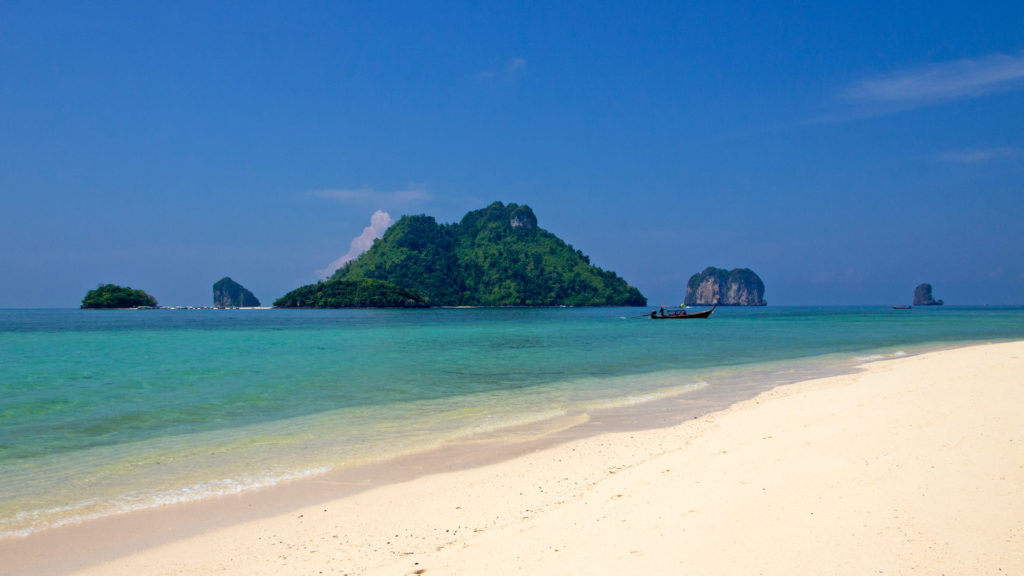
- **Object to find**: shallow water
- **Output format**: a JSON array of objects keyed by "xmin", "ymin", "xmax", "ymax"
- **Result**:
[{"xmin": 2, "ymin": 306, "xmax": 1022, "ymax": 537}]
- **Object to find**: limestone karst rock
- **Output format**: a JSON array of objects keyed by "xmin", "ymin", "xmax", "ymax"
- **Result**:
[
  {"xmin": 913, "ymin": 283, "xmax": 944, "ymax": 306},
  {"xmin": 684, "ymin": 267, "xmax": 766, "ymax": 306},
  {"xmin": 213, "ymin": 277, "xmax": 261, "ymax": 308}
]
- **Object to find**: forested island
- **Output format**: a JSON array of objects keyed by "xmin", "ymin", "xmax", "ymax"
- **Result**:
[
  {"xmin": 81, "ymin": 284, "xmax": 158, "ymax": 309},
  {"xmin": 279, "ymin": 202, "xmax": 646, "ymax": 308}
]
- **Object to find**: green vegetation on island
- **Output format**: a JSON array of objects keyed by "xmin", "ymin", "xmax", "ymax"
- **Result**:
[
  {"xmin": 328, "ymin": 202, "xmax": 647, "ymax": 307},
  {"xmin": 274, "ymin": 278, "xmax": 429, "ymax": 308},
  {"xmin": 213, "ymin": 277, "xmax": 261, "ymax": 308},
  {"xmin": 81, "ymin": 284, "xmax": 158, "ymax": 309}
]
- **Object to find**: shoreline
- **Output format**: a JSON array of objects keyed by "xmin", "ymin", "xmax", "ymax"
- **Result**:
[
  {"xmin": 0, "ymin": 353, "xmax": 827, "ymax": 574},
  {"xmin": 3, "ymin": 340, "xmax": 1022, "ymax": 575},
  {"xmin": 0, "ymin": 342, "xmax": 876, "ymax": 544}
]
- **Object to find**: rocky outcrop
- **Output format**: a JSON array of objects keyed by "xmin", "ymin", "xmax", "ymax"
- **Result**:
[
  {"xmin": 213, "ymin": 277, "xmax": 261, "ymax": 308},
  {"xmin": 508, "ymin": 204, "xmax": 538, "ymax": 229},
  {"xmin": 684, "ymin": 267, "xmax": 766, "ymax": 306},
  {"xmin": 913, "ymin": 283, "xmax": 944, "ymax": 306}
]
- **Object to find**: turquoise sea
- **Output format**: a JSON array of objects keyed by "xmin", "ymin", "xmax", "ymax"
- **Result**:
[{"xmin": 2, "ymin": 306, "xmax": 1023, "ymax": 538}]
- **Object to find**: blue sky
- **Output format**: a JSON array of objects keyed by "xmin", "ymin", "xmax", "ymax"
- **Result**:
[{"xmin": 2, "ymin": 2, "xmax": 1022, "ymax": 307}]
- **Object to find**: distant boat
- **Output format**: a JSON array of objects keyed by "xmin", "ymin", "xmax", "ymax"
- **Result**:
[
  {"xmin": 649, "ymin": 304, "xmax": 716, "ymax": 319},
  {"xmin": 892, "ymin": 305, "xmax": 912, "ymax": 310}
]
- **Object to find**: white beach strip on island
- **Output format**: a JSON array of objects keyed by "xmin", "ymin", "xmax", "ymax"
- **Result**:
[{"xmin": 34, "ymin": 341, "xmax": 1024, "ymax": 575}]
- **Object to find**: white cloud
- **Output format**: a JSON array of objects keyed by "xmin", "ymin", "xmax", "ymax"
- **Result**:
[
  {"xmin": 939, "ymin": 147, "xmax": 1024, "ymax": 163},
  {"xmin": 317, "ymin": 210, "xmax": 393, "ymax": 278},
  {"xmin": 844, "ymin": 52, "xmax": 1024, "ymax": 104},
  {"xmin": 311, "ymin": 186, "xmax": 431, "ymax": 205},
  {"xmin": 476, "ymin": 57, "xmax": 527, "ymax": 81}
]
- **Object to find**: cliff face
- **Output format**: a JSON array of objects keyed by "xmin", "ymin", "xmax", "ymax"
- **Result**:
[
  {"xmin": 913, "ymin": 283, "xmax": 944, "ymax": 306},
  {"xmin": 213, "ymin": 277, "xmax": 261, "ymax": 308},
  {"xmin": 684, "ymin": 267, "xmax": 766, "ymax": 306}
]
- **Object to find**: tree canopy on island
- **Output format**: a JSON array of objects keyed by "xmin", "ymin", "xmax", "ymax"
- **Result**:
[
  {"xmin": 273, "ymin": 278, "xmax": 429, "ymax": 308},
  {"xmin": 81, "ymin": 284, "xmax": 158, "ymax": 309},
  {"xmin": 328, "ymin": 202, "xmax": 646, "ymax": 307}
]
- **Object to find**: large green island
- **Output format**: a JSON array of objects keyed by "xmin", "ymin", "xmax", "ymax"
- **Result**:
[{"xmin": 276, "ymin": 202, "xmax": 646, "ymax": 308}]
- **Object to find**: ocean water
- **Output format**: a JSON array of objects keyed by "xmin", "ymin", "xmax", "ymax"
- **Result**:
[{"xmin": 1, "ymin": 306, "xmax": 1022, "ymax": 538}]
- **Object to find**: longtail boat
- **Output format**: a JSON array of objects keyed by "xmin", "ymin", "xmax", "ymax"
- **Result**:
[
  {"xmin": 892, "ymin": 305, "xmax": 912, "ymax": 310},
  {"xmin": 649, "ymin": 304, "xmax": 715, "ymax": 319}
]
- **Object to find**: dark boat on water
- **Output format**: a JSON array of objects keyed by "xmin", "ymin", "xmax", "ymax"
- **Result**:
[
  {"xmin": 892, "ymin": 305, "xmax": 912, "ymax": 310},
  {"xmin": 649, "ymin": 304, "xmax": 715, "ymax": 319}
]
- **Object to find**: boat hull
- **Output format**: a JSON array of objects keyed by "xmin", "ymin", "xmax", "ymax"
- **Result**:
[{"xmin": 649, "ymin": 306, "xmax": 715, "ymax": 319}]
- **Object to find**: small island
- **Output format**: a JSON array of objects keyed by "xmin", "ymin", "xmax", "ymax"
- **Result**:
[
  {"xmin": 213, "ymin": 277, "xmax": 261, "ymax": 308},
  {"xmin": 274, "ymin": 278, "xmax": 429, "ymax": 308},
  {"xmin": 684, "ymin": 267, "xmax": 766, "ymax": 306},
  {"xmin": 913, "ymin": 283, "xmax": 944, "ymax": 306},
  {"xmin": 81, "ymin": 284, "xmax": 158, "ymax": 309}
]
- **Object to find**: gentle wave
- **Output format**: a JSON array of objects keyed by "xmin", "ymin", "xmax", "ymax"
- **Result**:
[
  {"xmin": 854, "ymin": 350, "xmax": 908, "ymax": 362},
  {"xmin": 0, "ymin": 466, "xmax": 329, "ymax": 540},
  {"xmin": 581, "ymin": 381, "xmax": 709, "ymax": 412}
]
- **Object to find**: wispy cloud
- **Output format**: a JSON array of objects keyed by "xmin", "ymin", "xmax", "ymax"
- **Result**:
[
  {"xmin": 311, "ymin": 186, "xmax": 432, "ymax": 206},
  {"xmin": 939, "ymin": 147, "xmax": 1024, "ymax": 164},
  {"xmin": 507, "ymin": 57, "xmax": 526, "ymax": 74},
  {"xmin": 317, "ymin": 210, "xmax": 393, "ymax": 279},
  {"xmin": 476, "ymin": 57, "xmax": 527, "ymax": 81},
  {"xmin": 844, "ymin": 52, "xmax": 1024, "ymax": 104},
  {"xmin": 811, "ymin": 52, "xmax": 1024, "ymax": 123}
]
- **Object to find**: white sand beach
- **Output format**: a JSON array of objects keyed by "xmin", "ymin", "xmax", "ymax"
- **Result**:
[{"xmin": 8, "ymin": 341, "xmax": 1023, "ymax": 575}]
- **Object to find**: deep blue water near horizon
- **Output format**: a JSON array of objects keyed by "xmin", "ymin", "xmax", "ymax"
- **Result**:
[{"xmin": 2, "ymin": 305, "xmax": 1023, "ymax": 538}]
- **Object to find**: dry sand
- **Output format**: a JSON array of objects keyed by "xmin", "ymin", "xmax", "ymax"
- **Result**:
[{"xmin": 14, "ymin": 341, "xmax": 1024, "ymax": 575}]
